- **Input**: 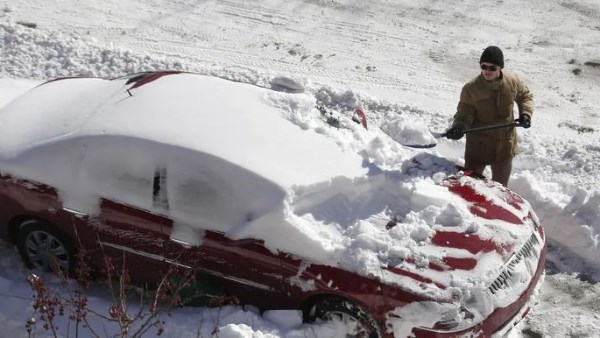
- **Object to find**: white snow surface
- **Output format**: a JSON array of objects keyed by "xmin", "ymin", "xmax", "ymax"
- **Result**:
[{"xmin": 0, "ymin": 0, "xmax": 599, "ymax": 337}]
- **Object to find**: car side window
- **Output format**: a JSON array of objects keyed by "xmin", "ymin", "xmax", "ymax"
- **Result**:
[
  {"xmin": 164, "ymin": 150, "xmax": 286, "ymax": 234},
  {"xmin": 80, "ymin": 139, "xmax": 155, "ymax": 211},
  {"xmin": 167, "ymin": 164, "xmax": 238, "ymax": 232},
  {"xmin": 8, "ymin": 138, "xmax": 88, "ymax": 188}
]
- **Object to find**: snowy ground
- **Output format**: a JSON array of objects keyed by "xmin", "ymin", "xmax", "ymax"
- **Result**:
[{"xmin": 0, "ymin": 0, "xmax": 599, "ymax": 337}]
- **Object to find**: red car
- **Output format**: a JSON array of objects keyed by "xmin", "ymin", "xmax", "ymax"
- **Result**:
[{"xmin": 0, "ymin": 71, "xmax": 545, "ymax": 337}]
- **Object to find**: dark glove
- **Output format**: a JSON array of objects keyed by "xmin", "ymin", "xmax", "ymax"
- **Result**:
[
  {"xmin": 519, "ymin": 114, "xmax": 531, "ymax": 128},
  {"xmin": 446, "ymin": 125, "xmax": 465, "ymax": 140}
]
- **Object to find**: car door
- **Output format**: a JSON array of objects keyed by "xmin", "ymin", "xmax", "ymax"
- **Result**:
[
  {"xmin": 94, "ymin": 198, "xmax": 175, "ymax": 284},
  {"xmin": 160, "ymin": 150, "xmax": 289, "ymax": 307},
  {"xmin": 78, "ymin": 139, "xmax": 176, "ymax": 284}
]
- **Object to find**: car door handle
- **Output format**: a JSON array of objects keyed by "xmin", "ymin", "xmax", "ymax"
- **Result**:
[{"xmin": 62, "ymin": 207, "xmax": 88, "ymax": 217}]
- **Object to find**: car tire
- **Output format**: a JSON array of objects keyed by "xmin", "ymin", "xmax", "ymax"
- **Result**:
[
  {"xmin": 305, "ymin": 296, "xmax": 381, "ymax": 338},
  {"xmin": 15, "ymin": 219, "xmax": 76, "ymax": 276}
]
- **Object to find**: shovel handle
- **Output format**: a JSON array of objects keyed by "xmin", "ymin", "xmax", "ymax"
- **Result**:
[
  {"xmin": 438, "ymin": 120, "xmax": 521, "ymax": 139},
  {"xmin": 463, "ymin": 120, "xmax": 520, "ymax": 134}
]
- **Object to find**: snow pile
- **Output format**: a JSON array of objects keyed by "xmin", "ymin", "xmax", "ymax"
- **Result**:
[
  {"xmin": 0, "ymin": 18, "xmax": 277, "ymax": 88},
  {"xmin": 511, "ymin": 173, "xmax": 600, "ymax": 278},
  {"xmin": 380, "ymin": 116, "xmax": 437, "ymax": 148},
  {"xmin": 0, "ymin": 21, "xmax": 183, "ymax": 79}
]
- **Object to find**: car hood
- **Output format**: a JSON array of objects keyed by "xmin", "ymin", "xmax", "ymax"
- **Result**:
[
  {"xmin": 264, "ymin": 166, "xmax": 543, "ymax": 294},
  {"xmin": 380, "ymin": 174, "xmax": 544, "ymax": 299}
]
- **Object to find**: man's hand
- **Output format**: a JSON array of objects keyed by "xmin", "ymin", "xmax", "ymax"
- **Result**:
[
  {"xmin": 519, "ymin": 114, "xmax": 531, "ymax": 128},
  {"xmin": 446, "ymin": 125, "xmax": 465, "ymax": 140}
]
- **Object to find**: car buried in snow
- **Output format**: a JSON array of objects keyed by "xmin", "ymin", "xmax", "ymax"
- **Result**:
[{"xmin": 0, "ymin": 71, "xmax": 545, "ymax": 337}]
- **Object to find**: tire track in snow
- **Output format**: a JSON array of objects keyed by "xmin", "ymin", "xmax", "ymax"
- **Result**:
[{"xmin": 560, "ymin": 1, "xmax": 600, "ymax": 20}]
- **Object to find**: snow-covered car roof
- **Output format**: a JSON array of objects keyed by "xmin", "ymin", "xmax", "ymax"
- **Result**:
[{"xmin": 0, "ymin": 72, "xmax": 368, "ymax": 188}]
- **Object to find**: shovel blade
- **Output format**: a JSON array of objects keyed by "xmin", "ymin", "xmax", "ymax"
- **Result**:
[{"xmin": 400, "ymin": 142, "xmax": 438, "ymax": 149}]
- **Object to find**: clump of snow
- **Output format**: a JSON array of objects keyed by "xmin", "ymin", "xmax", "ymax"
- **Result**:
[
  {"xmin": 314, "ymin": 86, "xmax": 361, "ymax": 110},
  {"xmin": 381, "ymin": 116, "xmax": 437, "ymax": 147},
  {"xmin": 270, "ymin": 76, "xmax": 306, "ymax": 93}
]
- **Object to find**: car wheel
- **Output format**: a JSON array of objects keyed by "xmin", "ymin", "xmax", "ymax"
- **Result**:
[
  {"xmin": 305, "ymin": 297, "xmax": 381, "ymax": 338},
  {"xmin": 15, "ymin": 219, "xmax": 75, "ymax": 276}
]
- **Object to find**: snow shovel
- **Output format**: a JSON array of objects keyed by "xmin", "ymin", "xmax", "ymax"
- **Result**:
[
  {"xmin": 381, "ymin": 119, "xmax": 522, "ymax": 149},
  {"xmin": 432, "ymin": 120, "xmax": 521, "ymax": 139}
]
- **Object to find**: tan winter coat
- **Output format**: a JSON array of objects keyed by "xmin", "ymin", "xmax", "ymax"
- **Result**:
[{"xmin": 453, "ymin": 72, "xmax": 534, "ymax": 166}]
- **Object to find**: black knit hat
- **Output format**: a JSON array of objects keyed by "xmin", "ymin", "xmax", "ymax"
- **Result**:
[{"xmin": 480, "ymin": 46, "xmax": 504, "ymax": 68}]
